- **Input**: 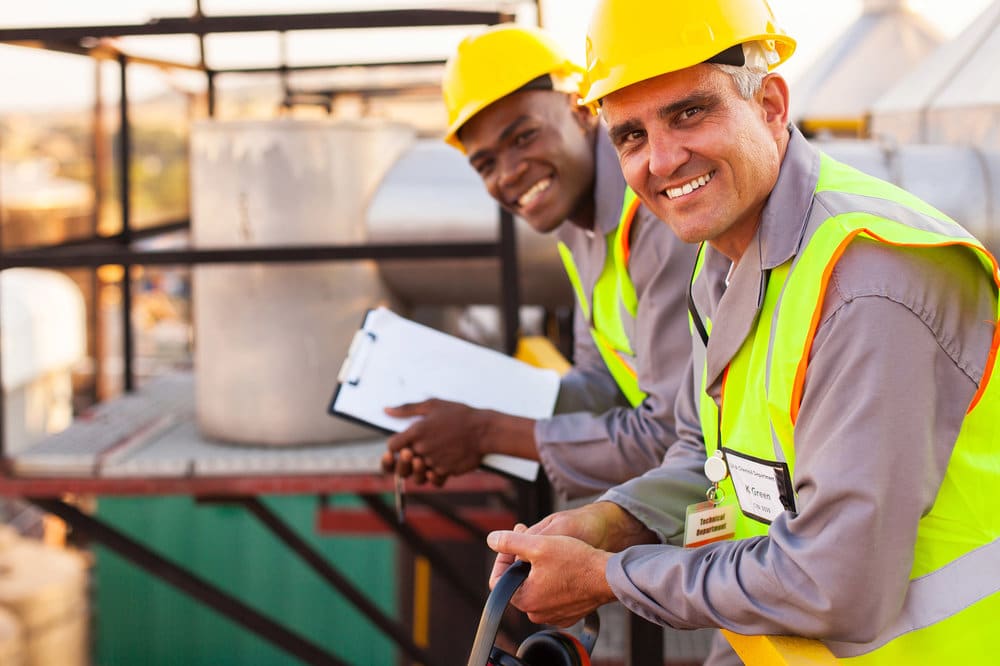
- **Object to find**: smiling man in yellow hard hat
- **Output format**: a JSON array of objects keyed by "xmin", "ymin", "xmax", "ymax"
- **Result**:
[
  {"xmin": 380, "ymin": 24, "xmax": 697, "ymax": 501},
  {"xmin": 486, "ymin": 1, "xmax": 1000, "ymax": 664}
]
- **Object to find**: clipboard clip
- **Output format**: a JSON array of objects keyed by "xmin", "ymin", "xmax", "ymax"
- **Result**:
[{"xmin": 337, "ymin": 329, "xmax": 377, "ymax": 386}]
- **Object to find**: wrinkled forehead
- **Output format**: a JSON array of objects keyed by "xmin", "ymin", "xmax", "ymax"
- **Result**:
[{"xmin": 600, "ymin": 64, "xmax": 728, "ymax": 122}]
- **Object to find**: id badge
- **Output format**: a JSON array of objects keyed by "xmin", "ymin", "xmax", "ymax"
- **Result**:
[
  {"xmin": 722, "ymin": 447, "xmax": 796, "ymax": 525},
  {"xmin": 684, "ymin": 500, "xmax": 735, "ymax": 548}
]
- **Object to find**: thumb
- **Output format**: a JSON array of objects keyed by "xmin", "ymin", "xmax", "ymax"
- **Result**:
[
  {"xmin": 486, "ymin": 529, "xmax": 538, "ymax": 558},
  {"xmin": 384, "ymin": 401, "xmax": 428, "ymax": 417}
]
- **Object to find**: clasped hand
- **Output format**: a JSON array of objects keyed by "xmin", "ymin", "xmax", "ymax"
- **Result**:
[
  {"xmin": 485, "ymin": 505, "xmax": 626, "ymax": 627},
  {"xmin": 379, "ymin": 398, "xmax": 486, "ymax": 486}
]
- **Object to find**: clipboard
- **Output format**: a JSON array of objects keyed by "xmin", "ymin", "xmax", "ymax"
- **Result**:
[{"xmin": 328, "ymin": 307, "xmax": 560, "ymax": 481}]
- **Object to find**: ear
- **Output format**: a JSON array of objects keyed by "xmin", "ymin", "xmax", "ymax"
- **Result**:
[
  {"xmin": 759, "ymin": 73, "xmax": 790, "ymax": 138},
  {"xmin": 568, "ymin": 92, "xmax": 600, "ymax": 131}
]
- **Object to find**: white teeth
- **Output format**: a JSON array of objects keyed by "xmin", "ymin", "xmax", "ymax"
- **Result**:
[
  {"xmin": 518, "ymin": 178, "xmax": 551, "ymax": 207},
  {"xmin": 666, "ymin": 171, "xmax": 714, "ymax": 200}
]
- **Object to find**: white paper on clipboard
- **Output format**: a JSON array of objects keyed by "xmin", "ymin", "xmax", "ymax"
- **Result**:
[{"xmin": 328, "ymin": 307, "xmax": 559, "ymax": 481}]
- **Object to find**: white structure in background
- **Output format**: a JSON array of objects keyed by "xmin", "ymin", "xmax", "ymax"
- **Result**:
[
  {"xmin": 367, "ymin": 139, "xmax": 570, "ymax": 308},
  {"xmin": 791, "ymin": 0, "xmax": 942, "ymax": 137},
  {"xmin": 0, "ymin": 160, "xmax": 90, "ymax": 212},
  {"xmin": 190, "ymin": 119, "xmax": 412, "ymax": 446},
  {"xmin": 1, "ymin": 269, "xmax": 86, "ymax": 454},
  {"xmin": 871, "ymin": 0, "xmax": 1000, "ymax": 147},
  {"xmin": 818, "ymin": 140, "xmax": 1000, "ymax": 251}
]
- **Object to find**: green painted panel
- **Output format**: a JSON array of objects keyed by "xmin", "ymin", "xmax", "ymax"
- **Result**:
[{"xmin": 94, "ymin": 495, "xmax": 397, "ymax": 666}]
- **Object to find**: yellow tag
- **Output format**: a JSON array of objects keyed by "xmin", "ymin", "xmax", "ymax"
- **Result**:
[{"xmin": 684, "ymin": 500, "xmax": 735, "ymax": 548}]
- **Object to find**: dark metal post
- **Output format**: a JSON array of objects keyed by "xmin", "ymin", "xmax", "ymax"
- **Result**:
[
  {"xmin": 206, "ymin": 70, "xmax": 216, "ymax": 117},
  {"xmin": 195, "ymin": 0, "xmax": 216, "ymax": 118},
  {"xmin": 498, "ymin": 207, "xmax": 520, "ymax": 355},
  {"xmin": 91, "ymin": 58, "xmax": 107, "ymax": 402},
  {"xmin": 0, "ymin": 129, "xmax": 6, "ymax": 458},
  {"xmin": 626, "ymin": 615, "xmax": 664, "ymax": 666},
  {"xmin": 117, "ymin": 53, "xmax": 135, "ymax": 392}
]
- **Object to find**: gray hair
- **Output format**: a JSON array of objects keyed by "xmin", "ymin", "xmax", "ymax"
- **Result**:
[
  {"xmin": 708, "ymin": 41, "xmax": 776, "ymax": 99},
  {"xmin": 710, "ymin": 63, "xmax": 767, "ymax": 99}
]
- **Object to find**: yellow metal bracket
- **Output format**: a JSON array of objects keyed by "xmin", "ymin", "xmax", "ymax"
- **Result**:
[
  {"xmin": 514, "ymin": 336, "xmax": 572, "ymax": 375},
  {"xmin": 722, "ymin": 629, "xmax": 839, "ymax": 665}
]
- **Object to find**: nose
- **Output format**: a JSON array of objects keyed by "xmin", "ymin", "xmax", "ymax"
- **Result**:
[
  {"xmin": 497, "ymin": 151, "xmax": 528, "ymax": 189},
  {"xmin": 647, "ymin": 129, "xmax": 688, "ymax": 179}
]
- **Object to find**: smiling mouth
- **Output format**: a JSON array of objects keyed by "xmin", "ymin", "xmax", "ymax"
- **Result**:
[
  {"xmin": 517, "ymin": 178, "xmax": 552, "ymax": 208},
  {"xmin": 665, "ymin": 171, "xmax": 715, "ymax": 200}
]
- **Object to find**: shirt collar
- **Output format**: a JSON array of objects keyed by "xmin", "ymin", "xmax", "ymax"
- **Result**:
[
  {"xmin": 756, "ymin": 125, "xmax": 821, "ymax": 270},
  {"xmin": 696, "ymin": 126, "xmax": 822, "ymax": 394},
  {"xmin": 592, "ymin": 126, "xmax": 627, "ymax": 237}
]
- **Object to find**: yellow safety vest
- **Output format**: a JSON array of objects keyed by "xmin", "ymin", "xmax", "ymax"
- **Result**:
[
  {"xmin": 697, "ymin": 153, "xmax": 1000, "ymax": 662},
  {"xmin": 557, "ymin": 187, "xmax": 646, "ymax": 407}
]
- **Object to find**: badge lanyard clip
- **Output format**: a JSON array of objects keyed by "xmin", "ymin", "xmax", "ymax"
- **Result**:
[
  {"xmin": 683, "ymin": 449, "xmax": 735, "ymax": 548},
  {"xmin": 704, "ymin": 449, "xmax": 728, "ymax": 505}
]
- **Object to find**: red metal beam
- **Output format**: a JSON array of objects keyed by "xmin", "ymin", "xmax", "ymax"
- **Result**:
[
  {"xmin": 0, "ymin": 471, "xmax": 511, "ymax": 498},
  {"xmin": 316, "ymin": 505, "xmax": 515, "ymax": 541}
]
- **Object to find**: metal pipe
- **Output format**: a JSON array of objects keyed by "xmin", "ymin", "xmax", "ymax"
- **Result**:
[
  {"xmin": 117, "ymin": 53, "xmax": 134, "ymax": 393},
  {"xmin": 0, "ymin": 130, "xmax": 6, "ymax": 458},
  {"xmin": 0, "ymin": 10, "xmax": 513, "ymax": 40},
  {"xmin": 499, "ymin": 207, "xmax": 520, "ymax": 355},
  {"xmin": 91, "ymin": 58, "xmax": 107, "ymax": 403},
  {"xmin": 0, "ymin": 241, "xmax": 507, "ymax": 268},
  {"xmin": 213, "ymin": 58, "xmax": 445, "ymax": 75},
  {"xmin": 206, "ymin": 71, "xmax": 216, "ymax": 117}
]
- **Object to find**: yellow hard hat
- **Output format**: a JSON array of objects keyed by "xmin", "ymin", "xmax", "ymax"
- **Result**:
[
  {"xmin": 581, "ymin": 0, "xmax": 796, "ymax": 105},
  {"xmin": 442, "ymin": 23, "xmax": 584, "ymax": 152}
]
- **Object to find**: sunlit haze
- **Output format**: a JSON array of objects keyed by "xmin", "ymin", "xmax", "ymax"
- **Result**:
[{"xmin": 0, "ymin": 0, "xmax": 994, "ymax": 111}]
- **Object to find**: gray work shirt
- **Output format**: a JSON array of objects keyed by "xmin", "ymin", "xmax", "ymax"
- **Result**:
[
  {"xmin": 600, "ymin": 128, "xmax": 997, "ymax": 661},
  {"xmin": 536, "ymin": 129, "xmax": 698, "ymax": 500}
]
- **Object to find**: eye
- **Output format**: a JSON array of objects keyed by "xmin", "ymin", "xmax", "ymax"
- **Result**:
[
  {"xmin": 513, "ymin": 128, "xmax": 538, "ymax": 147},
  {"xmin": 679, "ymin": 106, "xmax": 703, "ymax": 122},
  {"xmin": 472, "ymin": 158, "xmax": 495, "ymax": 177},
  {"xmin": 626, "ymin": 129, "xmax": 645, "ymax": 143},
  {"xmin": 613, "ymin": 128, "xmax": 646, "ymax": 151}
]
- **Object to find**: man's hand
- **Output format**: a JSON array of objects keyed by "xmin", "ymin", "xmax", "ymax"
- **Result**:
[
  {"xmin": 487, "ymin": 502, "xmax": 618, "ymax": 587},
  {"xmin": 486, "ymin": 502, "xmax": 657, "ymax": 626},
  {"xmin": 528, "ymin": 501, "xmax": 655, "ymax": 550},
  {"xmin": 379, "ymin": 448, "xmax": 446, "ymax": 486},
  {"xmin": 486, "ymin": 528, "xmax": 616, "ymax": 627},
  {"xmin": 382, "ymin": 399, "xmax": 488, "ymax": 484}
]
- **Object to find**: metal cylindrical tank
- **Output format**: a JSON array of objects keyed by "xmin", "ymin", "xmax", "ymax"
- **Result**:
[
  {"xmin": 191, "ymin": 119, "xmax": 413, "ymax": 445},
  {"xmin": 817, "ymin": 139, "xmax": 1000, "ymax": 251},
  {"xmin": 366, "ymin": 140, "xmax": 572, "ymax": 307},
  {"xmin": 0, "ymin": 528, "xmax": 87, "ymax": 666},
  {"xmin": 2, "ymin": 269, "xmax": 85, "ymax": 455}
]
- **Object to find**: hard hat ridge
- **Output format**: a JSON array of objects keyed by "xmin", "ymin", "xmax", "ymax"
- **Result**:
[{"xmin": 581, "ymin": 0, "xmax": 796, "ymax": 104}]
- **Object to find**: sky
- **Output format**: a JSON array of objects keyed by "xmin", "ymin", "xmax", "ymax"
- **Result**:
[{"xmin": 0, "ymin": 0, "xmax": 995, "ymax": 112}]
